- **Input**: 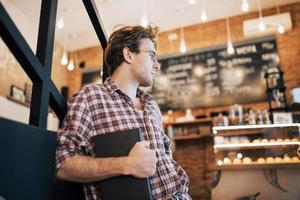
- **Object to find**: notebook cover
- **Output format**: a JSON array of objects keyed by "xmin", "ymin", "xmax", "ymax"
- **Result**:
[{"xmin": 91, "ymin": 128, "xmax": 152, "ymax": 200}]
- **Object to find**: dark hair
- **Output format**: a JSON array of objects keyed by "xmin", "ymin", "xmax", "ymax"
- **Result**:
[{"xmin": 104, "ymin": 24, "xmax": 159, "ymax": 75}]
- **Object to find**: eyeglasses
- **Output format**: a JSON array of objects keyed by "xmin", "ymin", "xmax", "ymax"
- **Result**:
[{"xmin": 139, "ymin": 49, "xmax": 158, "ymax": 63}]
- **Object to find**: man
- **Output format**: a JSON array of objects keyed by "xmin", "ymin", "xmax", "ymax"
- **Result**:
[{"xmin": 56, "ymin": 25, "xmax": 190, "ymax": 200}]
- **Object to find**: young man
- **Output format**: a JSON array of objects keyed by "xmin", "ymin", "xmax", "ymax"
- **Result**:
[{"xmin": 56, "ymin": 25, "xmax": 190, "ymax": 200}]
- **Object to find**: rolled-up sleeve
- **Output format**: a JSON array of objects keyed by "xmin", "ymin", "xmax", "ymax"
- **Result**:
[{"xmin": 55, "ymin": 91, "xmax": 94, "ymax": 171}]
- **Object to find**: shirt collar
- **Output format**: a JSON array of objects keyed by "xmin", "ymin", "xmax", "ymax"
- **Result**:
[{"xmin": 104, "ymin": 77, "xmax": 153, "ymax": 102}]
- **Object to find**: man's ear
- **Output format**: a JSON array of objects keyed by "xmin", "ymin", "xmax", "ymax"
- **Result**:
[{"xmin": 123, "ymin": 47, "xmax": 132, "ymax": 64}]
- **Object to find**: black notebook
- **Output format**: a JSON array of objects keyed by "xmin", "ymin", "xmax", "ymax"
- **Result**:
[{"xmin": 91, "ymin": 128, "xmax": 152, "ymax": 200}]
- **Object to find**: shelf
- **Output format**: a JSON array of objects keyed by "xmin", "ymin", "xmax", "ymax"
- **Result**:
[
  {"xmin": 172, "ymin": 134, "xmax": 211, "ymax": 141},
  {"xmin": 213, "ymin": 141, "xmax": 300, "ymax": 150},
  {"xmin": 209, "ymin": 162, "xmax": 300, "ymax": 170},
  {"xmin": 212, "ymin": 124, "xmax": 300, "ymax": 136},
  {"xmin": 165, "ymin": 118, "xmax": 212, "ymax": 126}
]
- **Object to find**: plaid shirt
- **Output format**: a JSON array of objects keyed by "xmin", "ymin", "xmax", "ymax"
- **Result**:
[{"xmin": 56, "ymin": 77, "xmax": 190, "ymax": 200}]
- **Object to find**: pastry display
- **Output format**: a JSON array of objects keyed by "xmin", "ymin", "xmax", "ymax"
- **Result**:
[
  {"xmin": 233, "ymin": 158, "xmax": 242, "ymax": 164},
  {"xmin": 269, "ymin": 138, "xmax": 276, "ymax": 143},
  {"xmin": 291, "ymin": 138, "xmax": 298, "ymax": 142},
  {"xmin": 266, "ymin": 157, "xmax": 275, "ymax": 163},
  {"xmin": 223, "ymin": 157, "xmax": 232, "ymax": 164},
  {"xmin": 252, "ymin": 139, "xmax": 260, "ymax": 143},
  {"xmin": 283, "ymin": 154, "xmax": 291, "ymax": 162},
  {"xmin": 275, "ymin": 157, "xmax": 283, "ymax": 163},
  {"xmin": 276, "ymin": 138, "xmax": 283, "ymax": 142},
  {"xmin": 242, "ymin": 157, "xmax": 252, "ymax": 164},
  {"xmin": 261, "ymin": 138, "xmax": 268, "ymax": 143},
  {"xmin": 284, "ymin": 138, "xmax": 291, "ymax": 142},
  {"xmin": 257, "ymin": 157, "xmax": 265, "ymax": 163},
  {"xmin": 291, "ymin": 156, "xmax": 299, "ymax": 162}
]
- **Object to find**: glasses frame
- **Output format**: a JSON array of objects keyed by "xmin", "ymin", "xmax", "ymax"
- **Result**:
[{"xmin": 139, "ymin": 49, "xmax": 158, "ymax": 63}]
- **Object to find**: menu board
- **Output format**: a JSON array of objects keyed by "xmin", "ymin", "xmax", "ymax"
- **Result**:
[{"xmin": 151, "ymin": 36, "xmax": 280, "ymax": 111}]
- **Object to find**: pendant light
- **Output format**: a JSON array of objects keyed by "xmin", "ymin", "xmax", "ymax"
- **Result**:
[
  {"xmin": 180, "ymin": 27, "xmax": 187, "ymax": 53},
  {"xmin": 241, "ymin": 0, "xmax": 249, "ymax": 12},
  {"xmin": 200, "ymin": 0, "xmax": 207, "ymax": 22},
  {"xmin": 276, "ymin": 0, "xmax": 285, "ymax": 34},
  {"xmin": 226, "ymin": 16, "xmax": 234, "ymax": 55},
  {"xmin": 140, "ymin": 0, "xmax": 148, "ymax": 27},
  {"xmin": 188, "ymin": 0, "xmax": 196, "ymax": 5},
  {"xmin": 256, "ymin": 0, "xmax": 266, "ymax": 32}
]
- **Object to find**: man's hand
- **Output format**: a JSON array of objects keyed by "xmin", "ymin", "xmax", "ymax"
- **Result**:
[{"xmin": 126, "ymin": 141, "xmax": 157, "ymax": 178}]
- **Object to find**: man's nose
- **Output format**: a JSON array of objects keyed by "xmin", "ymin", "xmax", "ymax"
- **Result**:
[{"xmin": 153, "ymin": 60, "xmax": 160, "ymax": 70}]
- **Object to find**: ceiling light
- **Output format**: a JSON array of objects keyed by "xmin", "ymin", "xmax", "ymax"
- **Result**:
[
  {"xmin": 188, "ymin": 0, "xmax": 196, "ymax": 5},
  {"xmin": 226, "ymin": 16, "xmax": 235, "ymax": 55},
  {"xmin": 227, "ymin": 41, "xmax": 235, "ymax": 55},
  {"xmin": 141, "ymin": 13, "xmax": 148, "ymax": 27},
  {"xmin": 258, "ymin": 19, "xmax": 266, "ymax": 31},
  {"xmin": 256, "ymin": 0, "xmax": 265, "ymax": 32},
  {"xmin": 200, "ymin": 9, "xmax": 207, "ymax": 22},
  {"xmin": 57, "ymin": 16, "xmax": 64, "ymax": 29},
  {"xmin": 179, "ymin": 27, "xmax": 187, "ymax": 53},
  {"xmin": 67, "ymin": 59, "xmax": 74, "ymax": 71},
  {"xmin": 241, "ymin": 0, "xmax": 249, "ymax": 12},
  {"xmin": 276, "ymin": 0, "xmax": 285, "ymax": 34},
  {"xmin": 61, "ymin": 51, "xmax": 68, "ymax": 65},
  {"xmin": 277, "ymin": 23, "xmax": 285, "ymax": 34}
]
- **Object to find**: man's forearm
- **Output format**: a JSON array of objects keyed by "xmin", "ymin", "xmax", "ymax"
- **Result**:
[{"xmin": 57, "ymin": 155, "xmax": 130, "ymax": 183}]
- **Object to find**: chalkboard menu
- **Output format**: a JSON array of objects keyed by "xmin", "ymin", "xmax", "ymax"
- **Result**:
[{"xmin": 151, "ymin": 36, "xmax": 280, "ymax": 111}]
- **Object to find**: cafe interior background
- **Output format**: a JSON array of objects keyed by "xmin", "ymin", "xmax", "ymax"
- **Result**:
[{"xmin": 1, "ymin": 0, "xmax": 300, "ymax": 199}]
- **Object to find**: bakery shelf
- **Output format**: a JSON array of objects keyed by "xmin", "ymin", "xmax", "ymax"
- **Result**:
[
  {"xmin": 212, "ymin": 123, "xmax": 300, "ymax": 137},
  {"xmin": 165, "ymin": 118, "xmax": 212, "ymax": 126},
  {"xmin": 173, "ymin": 134, "xmax": 212, "ymax": 141},
  {"xmin": 214, "ymin": 141, "xmax": 300, "ymax": 150},
  {"xmin": 209, "ymin": 162, "xmax": 300, "ymax": 170}
]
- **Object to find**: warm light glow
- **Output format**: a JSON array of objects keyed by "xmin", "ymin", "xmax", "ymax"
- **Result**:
[
  {"xmin": 180, "ymin": 39, "xmax": 187, "ymax": 53},
  {"xmin": 217, "ymin": 160, "xmax": 223, "ymax": 165},
  {"xmin": 67, "ymin": 59, "xmax": 74, "ymax": 71},
  {"xmin": 227, "ymin": 41, "xmax": 235, "ymax": 55},
  {"xmin": 237, "ymin": 153, "xmax": 243, "ymax": 159},
  {"xmin": 277, "ymin": 23, "xmax": 285, "ymax": 34},
  {"xmin": 200, "ymin": 9, "xmax": 207, "ymax": 22},
  {"xmin": 258, "ymin": 19, "xmax": 266, "ymax": 32},
  {"xmin": 61, "ymin": 51, "xmax": 68, "ymax": 65},
  {"xmin": 241, "ymin": 0, "xmax": 249, "ymax": 12},
  {"xmin": 188, "ymin": 0, "xmax": 196, "ymax": 5},
  {"xmin": 57, "ymin": 17, "xmax": 64, "ymax": 29},
  {"xmin": 141, "ymin": 13, "xmax": 148, "ymax": 27}
]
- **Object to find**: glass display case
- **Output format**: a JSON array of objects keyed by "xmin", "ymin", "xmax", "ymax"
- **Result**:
[{"xmin": 211, "ymin": 123, "xmax": 300, "ymax": 170}]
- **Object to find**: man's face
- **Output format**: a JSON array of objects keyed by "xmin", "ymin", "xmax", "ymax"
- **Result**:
[{"xmin": 130, "ymin": 38, "xmax": 160, "ymax": 87}]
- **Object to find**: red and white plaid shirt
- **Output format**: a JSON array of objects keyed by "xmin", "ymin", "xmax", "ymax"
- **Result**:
[{"xmin": 56, "ymin": 77, "xmax": 190, "ymax": 200}]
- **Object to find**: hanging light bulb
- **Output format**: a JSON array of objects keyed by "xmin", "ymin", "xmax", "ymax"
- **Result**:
[
  {"xmin": 241, "ymin": 0, "xmax": 249, "ymax": 12},
  {"xmin": 200, "ymin": 8, "xmax": 207, "ymax": 22},
  {"xmin": 67, "ymin": 59, "xmax": 74, "ymax": 71},
  {"xmin": 275, "ymin": 0, "xmax": 285, "ymax": 34},
  {"xmin": 277, "ymin": 23, "xmax": 285, "ymax": 34},
  {"xmin": 188, "ymin": 0, "xmax": 196, "ymax": 5},
  {"xmin": 258, "ymin": 19, "xmax": 266, "ymax": 32},
  {"xmin": 227, "ymin": 40, "xmax": 235, "ymax": 55},
  {"xmin": 57, "ymin": 16, "xmax": 64, "ymax": 29},
  {"xmin": 256, "ymin": 0, "xmax": 265, "ymax": 32},
  {"xmin": 180, "ymin": 39, "xmax": 187, "ymax": 53},
  {"xmin": 141, "ymin": 13, "xmax": 148, "ymax": 27},
  {"xmin": 179, "ymin": 27, "xmax": 187, "ymax": 53},
  {"xmin": 61, "ymin": 50, "xmax": 68, "ymax": 65},
  {"xmin": 225, "ymin": 16, "xmax": 235, "ymax": 55}
]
